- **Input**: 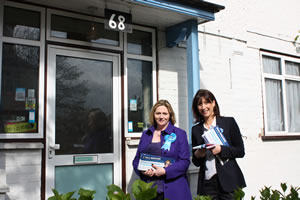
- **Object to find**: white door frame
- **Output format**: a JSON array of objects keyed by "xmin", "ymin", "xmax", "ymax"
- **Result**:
[{"xmin": 45, "ymin": 45, "xmax": 122, "ymax": 198}]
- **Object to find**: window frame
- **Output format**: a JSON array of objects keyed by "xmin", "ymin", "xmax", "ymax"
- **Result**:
[
  {"xmin": 0, "ymin": 0, "xmax": 45, "ymax": 139},
  {"xmin": 261, "ymin": 51, "xmax": 300, "ymax": 137},
  {"xmin": 46, "ymin": 9, "xmax": 123, "ymax": 51},
  {"xmin": 124, "ymin": 25, "xmax": 157, "ymax": 138}
]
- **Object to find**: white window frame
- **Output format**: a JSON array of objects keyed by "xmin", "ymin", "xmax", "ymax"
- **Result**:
[
  {"xmin": 261, "ymin": 51, "xmax": 300, "ymax": 136},
  {"xmin": 46, "ymin": 9, "xmax": 123, "ymax": 51},
  {"xmin": 124, "ymin": 25, "xmax": 157, "ymax": 138},
  {"xmin": 0, "ymin": 0, "xmax": 45, "ymax": 139}
]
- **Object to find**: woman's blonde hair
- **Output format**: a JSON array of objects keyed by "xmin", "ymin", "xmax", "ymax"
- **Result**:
[{"xmin": 149, "ymin": 99, "xmax": 176, "ymax": 126}]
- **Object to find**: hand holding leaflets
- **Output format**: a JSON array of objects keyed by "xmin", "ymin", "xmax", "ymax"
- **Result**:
[
  {"xmin": 202, "ymin": 126, "xmax": 229, "ymax": 147},
  {"xmin": 137, "ymin": 153, "xmax": 175, "ymax": 171},
  {"xmin": 198, "ymin": 125, "xmax": 229, "ymax": 165}
]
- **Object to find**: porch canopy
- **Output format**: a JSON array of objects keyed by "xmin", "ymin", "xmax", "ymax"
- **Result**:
[{"xmin": 24, "ymin": 0, "xmax": 224, "ymax": 30}]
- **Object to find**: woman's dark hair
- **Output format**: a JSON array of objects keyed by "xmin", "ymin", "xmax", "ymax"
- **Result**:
[{"xmin": 192, "ymin": 89, "xmax": 220, "ymax": 123}]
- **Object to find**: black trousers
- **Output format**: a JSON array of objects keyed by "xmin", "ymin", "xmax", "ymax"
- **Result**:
[{"xmin": 202, "ymin": 175, "xmax": 234, "ymax": 200}]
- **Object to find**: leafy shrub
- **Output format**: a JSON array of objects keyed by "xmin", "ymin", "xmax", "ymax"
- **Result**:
[
  {"xmin": 48, "ymin": 181, "xmax": 299, "ymax": 200},
  {"xmin": 106, "ymin": 179, "xmax": 160, "ymax": 200},
  {"xmin": 48, "ymin": 188, "xmax": 96, "ymax": 200},
  {"xmin": 194, "ymin": 195, "xmax": 212, "ymax": 200},
  {"xmin": 195, "ymin": 183, "xmax": 299, "ymax": 200},
  {"xmin": 253, "ymin": 183, "xmax": 299, "ymax": 200}
]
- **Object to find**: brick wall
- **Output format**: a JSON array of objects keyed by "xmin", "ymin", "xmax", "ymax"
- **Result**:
[{"xmin": 0, "ymin": 143, "xmax": 42, "ymax": 200}]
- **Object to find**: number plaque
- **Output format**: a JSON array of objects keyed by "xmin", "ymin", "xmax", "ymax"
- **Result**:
[{"xmin": 104, "ymin": 8, "xmax": 132, "ymax": 33}]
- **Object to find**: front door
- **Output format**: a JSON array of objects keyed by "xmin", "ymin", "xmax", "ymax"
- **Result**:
[{"xmin": 45, "ymin": 45, "xmax": 121, "ymax": 199}]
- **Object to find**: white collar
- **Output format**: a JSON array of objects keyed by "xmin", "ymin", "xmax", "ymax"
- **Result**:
[{"xmin": 203, "ymin": 116, "xmax": 216, "ymax": 130}]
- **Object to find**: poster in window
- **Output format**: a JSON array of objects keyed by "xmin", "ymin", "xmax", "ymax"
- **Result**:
[
  {"xmin": 26, "ymin": 97, "xmax": 36, "ymax": 110},
  {"xmin": 15, "ymin": 88, "xmax": 26, "ymax": 101},
  {"xmin": 130, "ymin": 99, "xmax": 137, "ymax": 111},
  {"xmin": 28, "ymin": 89, "xmax": 35, "ymax": 98},
  {"xmin": 128, "ymin": 121, "xmax": 133, "ymax": 132},
  {"xmin": 29, "ymin": 110, "xmax": 35, "ymax": 123}
]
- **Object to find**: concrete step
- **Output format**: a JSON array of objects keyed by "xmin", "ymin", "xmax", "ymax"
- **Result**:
[{"xmin": 0, "ymin": 169, "xmax": 9, "ymax": 200}]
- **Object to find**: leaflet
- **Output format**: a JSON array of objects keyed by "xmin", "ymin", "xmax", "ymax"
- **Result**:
[
  {"xmin": 137, "ymin": 153, "xmax": 175, "ymax": 171},
  {"xmin": 201, "ymin": 126, "xmax": 229, "ymax": 166},
  {"xmin": 202, "ymin": 126, "xmax": 229, "ymax": 146},
  {"xmin": 192, "ymin": 143, "xmax": 216, "ymax": 150}
]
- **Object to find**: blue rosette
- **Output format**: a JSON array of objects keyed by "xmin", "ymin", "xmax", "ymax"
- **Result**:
[{"xmin": 161, "ymin": 132, "xmax": 176, "ymax": 151}]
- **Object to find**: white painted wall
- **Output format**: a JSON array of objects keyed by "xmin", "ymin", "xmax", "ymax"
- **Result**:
[
  {"xmin": 157, "ymin": 31, "xmax": 189, "ymax": 132},
  {"xmin": 193, "ymin": 0, "xmax": 300, "ymax": 198},
  {"xmin": 0, "ymin": 144, "xmax": 42, "ymax": 200}
]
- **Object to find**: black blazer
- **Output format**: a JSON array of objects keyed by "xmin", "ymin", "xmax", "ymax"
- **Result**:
[{"xmin": 192, "ymin": 116, "xmax": 246, "ymax": 194}]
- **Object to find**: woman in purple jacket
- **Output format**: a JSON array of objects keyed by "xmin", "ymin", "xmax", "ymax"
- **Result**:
[{"xmin": 133, "ymin": 100, "xmax": 192, "ymax": 200}]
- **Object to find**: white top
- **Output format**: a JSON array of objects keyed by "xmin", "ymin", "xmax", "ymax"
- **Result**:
[{"xmin": 203, "ymin": 117, "xmax": 217, "ymax": 180}]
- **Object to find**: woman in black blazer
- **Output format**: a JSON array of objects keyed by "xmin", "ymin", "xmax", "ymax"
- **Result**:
[{"xmin": 191, "ymin": 89, "xmax": 246, "ymax": 200}]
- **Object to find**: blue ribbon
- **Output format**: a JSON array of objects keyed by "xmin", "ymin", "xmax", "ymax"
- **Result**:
[{"xmin": 161, "ymin": 133, "xmax": 176, "ymax": 151}]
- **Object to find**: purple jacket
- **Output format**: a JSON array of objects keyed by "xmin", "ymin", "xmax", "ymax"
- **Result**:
[{"xmin": 132, "ymin": 123, "xmax": 192, "ymax": 200}]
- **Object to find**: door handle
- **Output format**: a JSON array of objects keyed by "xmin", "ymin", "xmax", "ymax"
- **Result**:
[
  {"xmin": 49, "ymin": 144, "xmax": 60, "ymax": 150},
  {"xmin": 48, "ymin": 144, "xmax": 60, "ymax": 159}
]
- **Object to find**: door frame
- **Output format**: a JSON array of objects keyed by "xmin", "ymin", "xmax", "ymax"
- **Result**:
[{"xmin": 45, "ymin": 45, "xmax": 122, "ymax": 198}]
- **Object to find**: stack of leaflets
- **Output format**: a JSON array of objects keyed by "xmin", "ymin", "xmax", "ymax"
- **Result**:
[
  {"xmin": 138, "ymin": 153, "xmax": 175, "ymax": 171},
  {"xmin": 201, "ymin": 126, "xmax": 229, "ymax": 165},
  {"xmin": 202, "ymin": 126, "xmax": 229, "ymax": 147}
]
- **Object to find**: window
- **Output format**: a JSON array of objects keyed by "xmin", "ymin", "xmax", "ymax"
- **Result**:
[
  {"xmin": 47, "ymin": 9, "xmax": 122, "ymax": 51},
  {"xmin": 261, "ymin": 52, "xmax": 300, "ymax": 136},
  {"xmin": 127, "ymin": 59, "xmax": 153, "ymax": 132},
  {"xmin": 0, "ymin": 1, "xmax": 45, "ymax": 138},
  {"xmin": 3, "ymin": 6, "xmax": 40, "ymax": 40},
  {"xmin": 127, "ymin": 29, "xmax": 152, "ymax": 56},
  {"xmin": 125, "ymin": 26, "xmax": 156, "ymax": 137}
]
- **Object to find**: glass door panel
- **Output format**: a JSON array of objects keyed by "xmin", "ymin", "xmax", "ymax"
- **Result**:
[
  {"xmin": 55, "ymin": 55, "xmax": 113, "ymax": 154},
  {"xmin": 55, "ymin": 164, "xmax": 112, "ymax": 200}
]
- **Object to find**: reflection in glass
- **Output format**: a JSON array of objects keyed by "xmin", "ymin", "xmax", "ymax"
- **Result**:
[
  {"xmin": 3, "ymin": 6, "xmax": 40, "ymax": 40},
  {"xmin": 0, "ymin": 43, "xmax": 39, "ymax": 133},
  {"xmin": 127, "ymin": 30, "xmax": 152, "ymax": 56},
  {"xmin": 55, "ymin": 55, "xmax": 113, "ymax": 155},
  {"xmin": 51, "ymin": 14, "xmax": 119, "ymax": 46},
  {"xmin": 128, "ymin": 59, "xmax": 152, "ymax": 132}
]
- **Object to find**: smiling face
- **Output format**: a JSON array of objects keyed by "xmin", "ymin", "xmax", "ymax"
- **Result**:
[
  {"xmin": 197, "ymin": 97, "xmax": 216, "ymax": 120},
  {"xmin": 154, "ymin": 105, "xmax": 170, "ymax": 130}
]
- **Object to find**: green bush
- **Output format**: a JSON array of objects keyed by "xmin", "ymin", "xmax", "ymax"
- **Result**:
[
  {"xmin": 48, "ymin": 181, "xmax": 299, "ymax": 200},
  {"xmin": 106, "ymin": 179, "xmax": 163, "ymax": 200},
  {"xmin": 253, "ymin": 183, "xmax": 299, "ymax": 200},
  {"xmin": 48, "ymin": 188, "xmax": 96, "ymax": 200},
  {"xmin": 194, "ymin": 183, "xmax": 299, "ymax": 200}
]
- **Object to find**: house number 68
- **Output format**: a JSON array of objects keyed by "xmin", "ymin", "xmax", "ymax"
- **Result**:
[{"xmin": 109, "ymin": 14, "xmax": 126, "ymax": 31}]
